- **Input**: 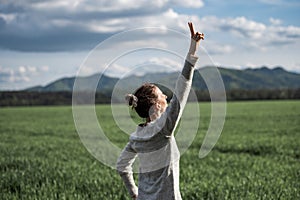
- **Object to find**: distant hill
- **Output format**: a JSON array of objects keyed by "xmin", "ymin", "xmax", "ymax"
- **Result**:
[
  {"xmin": 218, "ymin": 66, "xmax": 300, "ymax": 90},
  {"xmin": 26, "ymin": 66, "xmax": 300, "ymax": 93},
  {"xmin": 2, "ymin": 66, "xmax": 299, "ymax": 106},
  {"xmin": 27, "ymin": 74, "xmax": 119, "ymax": 96}
]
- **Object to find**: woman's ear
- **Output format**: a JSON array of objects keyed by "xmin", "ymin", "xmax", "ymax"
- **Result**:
[{"xmin": 156, "ymin": 103, "xmax": 161, "ymax": 109}]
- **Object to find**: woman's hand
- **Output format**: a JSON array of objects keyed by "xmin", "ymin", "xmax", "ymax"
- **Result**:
[
  {"xmin": 187, "ymin": 22, "xmax": 204, "ymax": 56},
  {"xmin": 188, "ymin": 22, "xmax": 204, "ymax": 42}
]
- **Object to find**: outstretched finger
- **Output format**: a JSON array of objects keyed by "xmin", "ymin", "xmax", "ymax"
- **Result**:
[
  {"xmin": 200, "ymin": 33, "xmax": 205, "ymax": 40},
  {"xmin": 188, "ymin": 22, "xmax": 195, "ymax": 37},
  {"xmin": 196, "ymin": 32, "xmax": 204, "ymax": 40}
]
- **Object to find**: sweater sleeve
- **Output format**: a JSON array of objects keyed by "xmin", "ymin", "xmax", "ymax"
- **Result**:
[
  {"xmin": 116, "ymin": 142, "xmax": 138, "ymax": 197},
  {"xmin": 159, "ymin": 52, "xmax": 198, "ymax": 137}
]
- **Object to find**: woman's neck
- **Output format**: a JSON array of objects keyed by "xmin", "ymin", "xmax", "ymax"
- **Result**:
[{"xmin": 146, "ymin": 117, "xmax": 151, "ymax": 123}]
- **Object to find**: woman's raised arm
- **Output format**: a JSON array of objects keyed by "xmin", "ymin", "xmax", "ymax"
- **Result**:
[{"xmin": 159, "ymin": 22, "xmax": 204, "ymax": 137}]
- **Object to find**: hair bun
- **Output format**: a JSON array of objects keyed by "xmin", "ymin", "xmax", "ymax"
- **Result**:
[{"xmin": 125, "ymin": 94, "xmax": 138, "ymax": 108}]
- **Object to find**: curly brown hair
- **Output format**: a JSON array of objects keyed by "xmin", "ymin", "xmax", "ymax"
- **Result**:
[{"xmin": 128, "ymin": 83, "xmax": 158, "ymax": 118}]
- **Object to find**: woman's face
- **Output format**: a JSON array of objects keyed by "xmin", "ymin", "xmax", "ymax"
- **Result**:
[{"xmin": 154, "ymin": 87, "xmax": 168, "ymax": 113}]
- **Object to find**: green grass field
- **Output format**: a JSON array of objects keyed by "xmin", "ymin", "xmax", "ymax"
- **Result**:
[{"xmin": 1, "ymin": 101, "xmax": 299, "ymax": 199}]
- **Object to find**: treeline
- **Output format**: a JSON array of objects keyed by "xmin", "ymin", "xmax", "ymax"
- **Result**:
[
  {"xmin": 0, "ymin": 91, "xmax": 110, "ymax": 107},
  {"xmin": 0, "ymin": 88, "xmax": 299, "ymax": 107},
  {"xmin": 194, "ymin": 88, "xmax": 300, "ymax": 101}
]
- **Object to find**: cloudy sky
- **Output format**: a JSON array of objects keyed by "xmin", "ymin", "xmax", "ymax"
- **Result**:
[{"xmin": 0, "ymin": 0, "xmax": 299, "ymax": 90}]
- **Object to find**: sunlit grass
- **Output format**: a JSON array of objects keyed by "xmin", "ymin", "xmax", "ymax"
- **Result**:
[{"xmin": 0, "ymin": 101, "xmax": 299, "ymax": 199}]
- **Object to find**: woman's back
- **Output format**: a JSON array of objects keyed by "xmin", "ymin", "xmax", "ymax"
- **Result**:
[
  {"xmin": 131, "ymin": 123, "xmax": 181, "ymax": 200},
  {"xmin": 116, "ymin": 22, "xmax": 204, "ymax": 200}
]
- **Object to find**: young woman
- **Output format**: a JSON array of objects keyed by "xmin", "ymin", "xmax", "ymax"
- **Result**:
[{"xmin": 117, "ymin": 22, "xmax": 204, "ymax": 200}]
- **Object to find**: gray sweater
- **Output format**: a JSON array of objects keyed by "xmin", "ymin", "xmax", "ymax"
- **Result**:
[{"xmin": 117, "ymin": 54, "xmax": 198, "ymax": 200}]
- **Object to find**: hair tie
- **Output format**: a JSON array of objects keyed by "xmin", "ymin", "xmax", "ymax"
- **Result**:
[{"xmin": 125, "ymin": 94, "xmax": 138, "ymax": 108}]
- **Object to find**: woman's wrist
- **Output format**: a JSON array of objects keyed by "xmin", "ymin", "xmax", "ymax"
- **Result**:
[
  {"xmin": 186, "ymin": 39, "xmax": 199, "ymax": 65},
  {"xmin": 186, "ymin": 54, "xmax": 198, "ymax": 66},
  {"xmin": 188, "ymin": 39, "xmax": 199, "ymax": 55}
]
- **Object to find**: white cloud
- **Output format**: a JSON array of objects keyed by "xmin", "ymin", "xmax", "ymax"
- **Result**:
[
  {"xmin": 118, "ymin": 39, "xmax": 169, "ymax": 50},
  {"xmin": 28, "ymin": 66, "xmax": 38, "ymax": 73},
  {"xmin": 121, "ymin": 8, "xmax": 202, "ymax": 34},
  {"xmin": 204, "ymin": 42, "xmax": 233, "ymax": 55},
  {"xmin": 0, "ymin": 65, "xmax": 50, "ymax": 84},
  {"xmin": 173, "ymin": 0, "xmax": 204, "ymax": 8},
  {"xmin": 105, "ymin": 63, "xmax": 131, "ymax": 77},
  {"xmin": 18, "ymin": 66, "xmax": 26, "ymax": 74},
  {"xmin": 269, "ymin": 17, "xmax": 282, "ymax": 26},
  {"xmin": 220, "ymin": 17, "xmax": 266, "ymax": 39},
  {"xmin": 148, "ymin": 57, "xmax": 182, "ymax": 70},
  {"xmin": 78, "ymin": 64, "xmax": 95, "ymax": 76},
  {"xmin": 201, "ymin": 16, "xmax": 300, "ymax": 51},
  {"xmin": 0, "ymin": 66, "xmax": 13, "ymax": 76},
  {"xmin": 99, "ymin": 56, "xmax": 183, "ymax": 78},
  {"xmin": 84, "ymin": 8, "xmax": 196, "ymax": 34},
  {"xmin": 86, "ymin": 18, "xmax": 129, "ymax": 33},
  {"xmin": 0, "ymin": 13, "xmax": 17, "ymax": 24},
  {"xmin": 41, "ymin": 66, "xmax": 49, "ymax": 72},
  {"xmin": 0, "ymin": 66, "xmax": 30, "ymax": 83},
  {"xmin": 23, "ymin": 0, "xmax": 203, "ymax": 14}
]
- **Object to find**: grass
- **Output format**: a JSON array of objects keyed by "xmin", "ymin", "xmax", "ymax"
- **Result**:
[{"xmin": 0, "ymin": 100, "xmax": 299, "ymax": 199}]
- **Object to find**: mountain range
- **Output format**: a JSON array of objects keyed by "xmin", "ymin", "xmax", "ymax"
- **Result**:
[{"xmin": 27, "ymin": 66, "xmax": 300, "ymax": 94}]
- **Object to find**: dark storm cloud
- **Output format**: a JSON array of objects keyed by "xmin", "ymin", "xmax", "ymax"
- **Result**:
[
  {"xmin": 0, "ymin": 1, "xmax": 155, "ymax": 51},
  {"xmin": 0, "ymin": 0, "xmax": 180, "ymax": 52},
  {"xmin": 0, "ymin": 16, "xmax": 5, "ymax": 28},
  {"xmin": 0, "ymin": 27, "xmax": 112, "ymax": 52},
  {"xmin": 0, "ymin": 2, "xmax": 25, "ymax": 14}
]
